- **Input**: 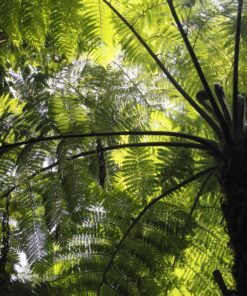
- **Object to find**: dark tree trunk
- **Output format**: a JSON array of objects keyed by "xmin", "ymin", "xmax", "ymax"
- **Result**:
[
  {"xmin": 0, "ymin": 196, "xmax": 10, "ymax": 296},
  {"xmin": 220, "ymin": 146, "xmax": 247, "ymax": 296}
]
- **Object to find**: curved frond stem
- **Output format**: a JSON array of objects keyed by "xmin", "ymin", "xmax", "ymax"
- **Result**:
[
  {"xmin": 214, "ymin": 84, "xmax": 232, "ymax": 127},
  {"xmin": 4, "ymin": 141, "xmax": 213, "ymax": 196},
  {"xmin": 96, "ymin": 167, "xmax": 217, "ymax": 295},
  {"xmin": 213, "ymin": 269, "xmax": 232, "ymax": 296},
  {"xmin": 71, "ymin": 142, "xmax": 209, "ymax": 161},
  {"xmin": 166, "ymin": 0, "xmax": 231, "ymax": 144},
  {"xmin": 0, "ymin": 131, "xmax": 220, "ymax": 156},
  {"xmin": 172, "ymin": 173, "xmax": 213, "ymax": 268},
  {"xmin": 103, "ymin": 280, "xmax": 118, "ymax": 294},
  {"xmin": 173, "ymin": 284, "xmax": 186, "ymax": 296},
  {"xmin": 189, "ymin": 241, "xmax": 216, "ymax": 261},
  {"xmin": 32, "ymin": 163, "xmax": 58, "ymax": 178},
  {"xmin": 233, "ymin": 0, "xmax": 243, "ymax": 134},
  {"xmin": 113, "ymin": 61, "xmax": 150, "ymax": 106},
  {"xmin": 0, "ymin": 187, "xmax": 15, "ymax": 200},
  {"xmin": 60, "ymin": 77, "xmax": 92, "ymax": 105},
  {"xmin": 182, "ymin": 260, "xmax": 212, "ymax": 286},
  {"xmin": 102, "ymin": 0, "xmax": 222, "ymax": 137}
]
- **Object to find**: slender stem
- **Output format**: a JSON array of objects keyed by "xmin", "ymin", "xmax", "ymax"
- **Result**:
[
  {"xmin": 4, "ymin": 140, "xmax": 212, "ymax": 197},
  {"xmin": 172, "ymin": 173, "xmax": 213, "ymax": 268},
  {"xmin": 60, "ymin": 77, "xmax": 92, "ymax": 106},
  {"xmin": 0, "ymin": 130, "xmax": 220, "ymax": 154},
  {"xmin": 233, "ymin": 0, "xmax": 243, "ymax": 134},
  {"xmin": 96, "ymin": 138, "xmax": 107, "ymax": 187},
  {"xmin": 166, "ymin": 0, "xmax": 231, "ymax": 144},
  {"xmin": 214, "ymin": 84, "xmax": 232, "ymax": 127},
  {"xmin": 102, "ymin": 0, "xmax": 222, "ymax": 137},
  {"xmin": 0, "ymin": 187, "xmax": 15, "ymax": 200},
  {"xmin": 213, "ymin": 269, "xmax": 232, "ymax": 296},
  {"xmin": 113, "ymin": 62, "xmax": 150, "ymax": 106},
  {"xmin": 96, "ymin": 167, "xmax": 217, "ymax": 295},
  {"xmin": 71, "ymin": 142, "xmax": 208, "ymax": 162}
]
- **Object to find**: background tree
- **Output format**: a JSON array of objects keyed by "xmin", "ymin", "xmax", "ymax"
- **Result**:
[{"xmin": 0, "ymin": 0, "xmax": 246, "ymax": 295}]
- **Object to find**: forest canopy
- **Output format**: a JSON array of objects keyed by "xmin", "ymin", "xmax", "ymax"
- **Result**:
[{"xmin": 0, "ymin": 0, "xmax": 246, "ymax": 295}]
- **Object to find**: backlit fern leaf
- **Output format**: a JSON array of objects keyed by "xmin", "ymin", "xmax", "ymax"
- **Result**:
[
  {"xmin": 33, "ymin": 185, "xmax": 196, "ymax": 295},
  {"xmin": 48, "ymin": 95, "xmax": 89, "ymax": 134},
  {"xmin": 0, "ymin": 43, "xmax": 237, "ymax": 295},
  {"xmin": 113, "ymin": 147, "xmax": 158, "ymax": 201},
  {"xmin": 12, "ymin": 185, "xmax": 47, "ymax": 268},
  {"xmin": 15, "ymin": 142, "xmax": 52, "ymax": 178},
  {"xmin": 0, "ymin": 150, "xmax": 16, "ymax": 191},
  {"xmin": 173, "ymin": 190, "xmax": 234, "ymax": 295},
  {"xmin": 39, "ymin": 174, "xmax": 65, "ymax": 236},
  {"xmin": 0, "ymin": 0, "xmax": 22, "ymax": 46},
  {"xmin": 82, "ymin": 0, "xmax": 117, "ymax": 63},
  {"xmin": 50, "ymin": 0, "xmax": 84, "ymax": 60},
  {"xmin": 20, "ymin": 0, "xmax": 48, "ymax": 50}
]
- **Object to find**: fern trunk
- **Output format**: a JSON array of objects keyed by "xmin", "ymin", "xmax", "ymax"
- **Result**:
[{"xmin": 220, "ymin": 146, "xmax": 247, "ymax": 296}]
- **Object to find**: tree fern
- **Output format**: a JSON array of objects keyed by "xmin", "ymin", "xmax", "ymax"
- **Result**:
[
  {"xmin": 1, "ymin": 1, "xmax": 247, "ymax": 295},
  {"xmin": 0, "ymin": 60, "xmax": 226, "ymax": 294}
]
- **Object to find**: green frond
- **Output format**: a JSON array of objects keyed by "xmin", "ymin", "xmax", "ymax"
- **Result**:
[
  {"xmin": 20, "ymin": 0, "xmax": 48, "ymax": 50},
  {"xmin": 50, "ymin": 0, "xmax": 84, "ymax": 60},
  {"xmin": 0, "ymin": 0, "xmax": 22, "ymax": 46},
  {"xmin": 12, "ymin": 185, "xmax": 47, "ymax": 267},
  {"xmin": 82, "ymin": 0, "xmax": 117, "ymax": 63},
  {"xmin": 0, "ymin": 10, "xmax": 238, "ymax": 291},
  {"xmin": 48, "ymin": 95, "xmax": 89, "ymax": 134},
  {"xmin": 113, "ymin": 147, "xmax": 158, "ymax": 201}
]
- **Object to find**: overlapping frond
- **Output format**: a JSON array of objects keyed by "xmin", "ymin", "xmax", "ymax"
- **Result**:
[
  {"xmin": 8, "ymin": 167, "xmax": 231, "ymax": 295},
  {"xmin": 50, "ymin": 0, "xmax": 84, "ymax": 59},
  {"xmin": 0, "ymin": 4, "xmax": 237, "ymax": 290}
]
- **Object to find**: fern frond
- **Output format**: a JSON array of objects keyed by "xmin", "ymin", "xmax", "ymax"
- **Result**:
[
  {"xmin": 0, "ymin": 0, "xmax": 22, "ymax": 46},
  {"xmin": 50, "ymin": 0, "xmax": 84, "ymax": 60}
]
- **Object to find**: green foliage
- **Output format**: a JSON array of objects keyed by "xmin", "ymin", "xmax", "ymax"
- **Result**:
[
  {"xmin": 0, "ymin": 0, "xmax": 243, "ymax": 295},
  {"xmin": 0, "ymin": 61, "xmax": 233, "ymax": 295}
]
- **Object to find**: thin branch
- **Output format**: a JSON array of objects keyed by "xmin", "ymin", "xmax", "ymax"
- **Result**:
[
  {"xmin": 102, "ymin": 0, "xmax": 222, "ymax": 137},
  {"xmin": 182, "ymin": 260, "xmax": 213, "ymax": 287},
  {"xmin": 71, "ymin": 142, "xmax": 208, "ymax": 162},
  {"xmin": 2, "ymin": 140, "xmax": 213, "ymax": 199},
  {"xmin": 214, "ymin": 84, "xmax": 232, "ymax": 128},
  {"xmin": 0, "ymin": 187, "xmax": 16, "ymax": 200},
  {"xmin": 192, "ymin": 13, "xmax": 219, "ymax": 50},
  {"xmin": 233, "ymin": 0, "xmax": 243, "ymax": 134},
  {"xmin": 60, "ymin": 77, "xmax": 92, "ymax": 105},
  {"xmin": 0, "ymin": 130, "xmax": 220, "ymax": 156},
  {"xmin": 213, "ymin": 269, "xmax": 233, "ymax": 296},
  {"xmin": 113, "ymin": 61, "xmax": 150, "ymax": 106},
  {"xmin": 172, "ymin": 173, "xmax": 213, "ymax": 268},
  {"xmin": 166, "ymin": 0, "xmax": 231, "ymax": 144},
  {"xmin": 96, "ymin": 166, "xmax": 217, "ymax": 295},
  {"xmin": 96, "ymin": 138, "xmax": 107, "ymax": 187},
  {"xmin": 131, "ymin": 2, "xmax": 163, "ymax": 27}
]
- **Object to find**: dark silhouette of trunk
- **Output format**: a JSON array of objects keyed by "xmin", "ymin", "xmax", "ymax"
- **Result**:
[
  {"xmin": 0, "ymin": 196, "xmax": 10, "ymax": 296},
  {"xmin": 219, "ymin": 145, "xmax": 247, "ymax": 296}
]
